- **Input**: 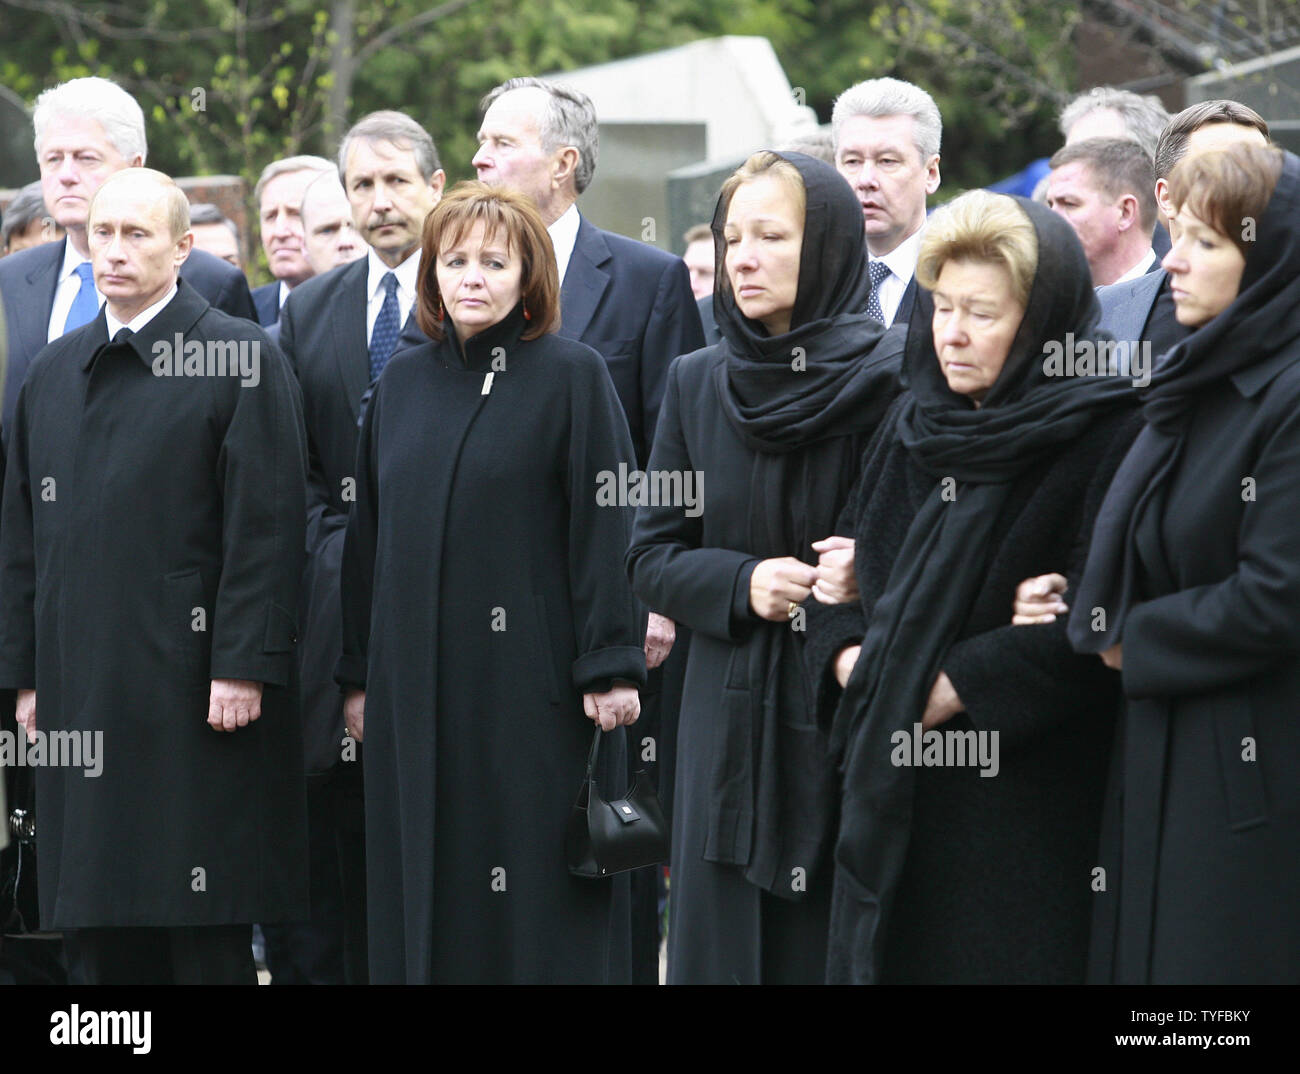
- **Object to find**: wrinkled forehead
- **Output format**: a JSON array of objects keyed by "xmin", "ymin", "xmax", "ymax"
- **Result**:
[{"xmin": 480, "ymin": 88, "xmax": 547, "ymax": 139}]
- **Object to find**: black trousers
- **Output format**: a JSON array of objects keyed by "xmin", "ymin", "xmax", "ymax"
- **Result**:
[
  {"xmin": 262, "ymin": 761, "xmax": 367, "ymax": 985},
  {"xmin": 65, "ymin": 924, "xmax": 255, "ymax": 985}
]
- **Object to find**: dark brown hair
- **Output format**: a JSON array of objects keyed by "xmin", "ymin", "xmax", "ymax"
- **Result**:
[
  {"xmin": 1166, "ymin": 142, "xmax": 1284, "ymax": 258},
  {"xmin": 416, "ymin": 181, "xmax": 559, "ymax": 341},
  {"xmin": 1153, "ymin": 100, "xmax": 1270, "ymax": 180},
  {"xmin": 1049, "ymin": 137, "xmax": 1157, "ymax": 231}
]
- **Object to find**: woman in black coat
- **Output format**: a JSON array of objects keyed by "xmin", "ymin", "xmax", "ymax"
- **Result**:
[
  {"xmin": 337, "ymin": 183, "xmax": 646, "ymax": 984},
  {"xmin": 627, "ymin": 151, "xmax": 903, "ymax": 984},
  {"xmin": 1068, "ymin": 143, "xmax": 1300, "ymax": 983},
  {"xmin": 805, "ymin": 190, "xmax": 1141, "ymax": 984}
]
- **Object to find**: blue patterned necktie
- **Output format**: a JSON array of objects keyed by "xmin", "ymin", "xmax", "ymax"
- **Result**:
[
  {"xmin": 866, "ymin": 258, "xmax": 891, "ymax": 325},
  {"xmin": 63, "ymin": 261, "xmax": 99, "ymax": 334},
  {"xmin": 368, "ymin": 272, "xmax": 401, "ymax": 382}
]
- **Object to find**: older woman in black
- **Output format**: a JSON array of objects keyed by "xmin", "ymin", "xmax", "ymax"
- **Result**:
[
  {"xmin": 337, "ymin": 183, "xmax": 644, "ymax": 984},
  {"xmin": 805, "ymin": 191, "xmax": 1141, "ymax": 984},
  {"xmin": 1068, "ymin": 144, "xmax": 1300, "ymax": 984},
  {"xmin": 627, "ymin": 151, "xmax": 903, "ymax": 984}
]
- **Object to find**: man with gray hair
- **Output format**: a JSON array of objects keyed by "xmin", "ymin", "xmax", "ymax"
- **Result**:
[
  {"xmin": 300, "ymin": 172, "xmax": 362, "ymax": 275},
  {"xmin": 1060, "ymin": 86, "xmax": 1170, "ymax": 160},
  {"xmin": 2, "ymin": 182, "xmax": 62, "ymax": 257},
  {"xmin": 0, "ymin": 76, "xmax": 256, "ymax": 431},
  {"xmin": 276, "ymin": 109, "xmax": 444, "ymax": 986},
  {"xmin": 473, "ymin": 75, "xmax": 704, "ymax": 985},
  {"xmin": 251, "ymin": 155, "xmax": 336, "ymax": 326},
  {"xmin": 831, "ymin": 77, "xmax": 942, "ymax": 328},
  {"xmin": 189, "ymin": 203, "xmax": 241, "ymax": 268}
]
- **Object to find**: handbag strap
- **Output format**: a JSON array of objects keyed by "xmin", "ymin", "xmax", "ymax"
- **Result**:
[{"xmin": 585, "ymin": 726, "xmax": 602, "ymax": 781}]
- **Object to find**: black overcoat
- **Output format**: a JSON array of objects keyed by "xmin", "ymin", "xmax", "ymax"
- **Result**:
[
  {"xmin": 337, "ymin": 306, "xmax": 647, "ymax": 984},
  {"xmin": 0, "ymin": 281, "xmax": 309, "ymax": 929},
  {"xmin": 804, "ymin": 400, "xmax": 1142, "ymax": 983},
  {"xmin": 1088, "ymin": 348, "xmax": 1300, "ymax": 984},
  {"xmin": 626, "ymin": 342, "xmax": 900, "ymax": 984}
]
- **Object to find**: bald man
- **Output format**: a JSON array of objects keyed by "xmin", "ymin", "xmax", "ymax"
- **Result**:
[{"xmin": 0, "ymin": 167, "xmax": 309, "ymax": 985}]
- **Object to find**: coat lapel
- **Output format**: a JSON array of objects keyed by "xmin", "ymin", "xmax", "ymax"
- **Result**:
[
  {"xmin": 332, "ymin": 258, "xmax": 371, "ymax": 415},
  {"xmin": 558, "ymin": 215, "xmax": 611, "ymax": 344},
  {"xmin": 19, "ymin": 237, "xmax": 65, "ymax": 360}
]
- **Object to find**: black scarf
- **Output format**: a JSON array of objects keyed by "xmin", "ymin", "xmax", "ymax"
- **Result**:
[
  {"xmin": 702, "ymin": 152, "xmax": 904, "ymax": 898},
  {"xmin": 827, "ymin": 197, "xmax": 1136, "ymax": 982},
  {"xmin": 1068, "ymin": 150, "xmax": 1300, "ymax": 655}
]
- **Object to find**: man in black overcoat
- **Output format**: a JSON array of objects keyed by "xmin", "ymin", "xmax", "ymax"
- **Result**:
[{"xmin": 0, "ymin": 168, "xmax": 308, "ymax": 985}]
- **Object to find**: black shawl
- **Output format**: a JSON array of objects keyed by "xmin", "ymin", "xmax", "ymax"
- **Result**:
[
  {"xmin": 703, "ymin": 152, "xmax": 903, "ymax": 898},
  {"xmin": 827, "ymin": 196, "xmax": 1135, "ymax": 982},
  {"xmin": 1069, "ymin": 150, "xmax": 1300, "ymax": 654}
]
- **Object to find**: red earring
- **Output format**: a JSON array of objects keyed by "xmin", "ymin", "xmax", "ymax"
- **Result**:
[
  {"xmin": 523, "ymin": 299, "xmax": 531, "ymax": 322},
  {"xmin": 436, "ymin": 296, "xmax": 444, "ymax": 322}
]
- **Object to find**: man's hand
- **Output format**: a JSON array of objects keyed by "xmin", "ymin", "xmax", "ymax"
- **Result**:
[
  {"xmin": 584, "ymin": 685, "xmax": 640, "ymax": 731},
  {"xmin": 645, "ymin": 612, "xmax": 675, "ymax": 670},
  {"xmin": 1100, "ymin": 643, "xmax": 1123, "ymax": 670},
  {"xmin": 834, "ymin": 645, "xmax": 862, "ymax": 689},
  {"xmin": 343, "ymin": 689, "xmax": 365, "ymax": 742},
  {"xmin": 921, "ymin": 671, "xmax": 963, "ymax": 730},
  {"xmin": 1012, "ymin": 573, "xmax": 1069, "ymax": 625},
  {"xmin": 15, "ymin": 689, "xmax": 36, "ymax": 744},
  {"xmin": 750, "ymin": 557, "xmax": 818, "ymax": 622},
  {"xmin": 208, "ymin": 678, "xmax": 264, "ymax": 732},
  {"xmin": 811, "ymin": 536, "xmax": 858, "ymax": 605}
]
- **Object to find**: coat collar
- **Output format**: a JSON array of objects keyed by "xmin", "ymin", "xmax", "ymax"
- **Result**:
[
  {"xmin": 1230, "ymin": 342, "xmax": 1300, "ymax": 398},
  {"xmin": 557, "ymin": 213, "xmax": 611, "ymax": 342},
  {"xmin": 82, "ymin": 277, "xmax": 211, "ymax": 371}
]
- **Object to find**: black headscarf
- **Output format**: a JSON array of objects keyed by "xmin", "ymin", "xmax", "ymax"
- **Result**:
[
  {"xmin": 1068, "ymin": 149, "xmax": 1300, "ymax": 655},
  {"xmin": 827, "ymin": 196, "xmax": 1135, "ymax": 982},
  {"xmin": 701, "ymin": 152, "xmax": 904, "ymax": 899}
]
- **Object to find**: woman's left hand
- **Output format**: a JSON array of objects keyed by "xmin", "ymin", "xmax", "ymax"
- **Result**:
[
  {"xmin": 921, "ymin": 671, "xmax": 964, "ymax": 730},
  {"xmin": 1100, "ymin": 643, "xmax": 1123, "ymax": 670},
  {"xmin": 584, "ymin": 685, "xmax": 640, "ymax": 730}
]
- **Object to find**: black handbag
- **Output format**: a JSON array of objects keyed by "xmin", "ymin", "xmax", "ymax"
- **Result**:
[
  {"xmin": 1, "ymin": 763, "xmax": 39, "ymax": 935},
  {"xmin": 566, "ymin": 727, "xmax": 669, "ymax": 878}
]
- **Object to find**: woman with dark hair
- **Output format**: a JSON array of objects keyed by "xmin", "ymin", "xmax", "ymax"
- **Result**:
[
  {"xmin": 627, "ymin": 151, "xmax": 904, "ymax": 984},
  {"xmin": 338, "ymin": 182, "xmax": 645, "ymax": 984},
  {"xmin": 805, "ymin": 190, "xmax": 1141, "ymax": 984},
  {"xmin": 1068, "ymin": 143, "xmax": 1300, "ymax": 983}
]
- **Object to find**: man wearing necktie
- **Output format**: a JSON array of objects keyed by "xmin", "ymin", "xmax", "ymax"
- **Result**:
[
  {"xmin": 831, "ymin": 77, "xmax": 943, "ymax": 329},
  {"xmin": 0, "ymin": 77, "xmax": 257, "ymax": 436},
  {"xmin": 0, "ymin": 167, "xmax": 307, "ymax": 985},
  {"xmin": 275, "ymin": 110, "xmax": 444, "ymax": 986}
]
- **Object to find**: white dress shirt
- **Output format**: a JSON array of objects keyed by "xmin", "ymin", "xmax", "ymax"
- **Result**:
[
  {"xmin": 277, "ymin": 280, "xmax": 292, "ymax": 312},
  {"xmin": 870, "ymin": 226, "xmax": 924, "ymax": 328},
  {"xmin": 1113, "ymin": 247, "xmax": 1158, "ymax": 285},
  {"xmin": 104, "ymin": 284, "xmax": 178, "ymax": 341},
  {"xmin": 47, "ymin": 240, "xmax": 102, "ymax": 343},
  {"xmin": 547, "ymin": 203, "xmax": 581, "ymax": 287},
  {"xmin": 365, "ymin": 247, "xmax": 421, "ymax": 343}
]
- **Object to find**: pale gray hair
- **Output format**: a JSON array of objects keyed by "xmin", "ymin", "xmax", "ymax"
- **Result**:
[
  {"xmin": 2, "ymin": 181, "xmax": 51, "ymax": 244},
  {"xmin": 33, "ymin": 76, "xmax": 147, "ymax": 163},
  {"xmin": 481, "ymin": 77, "xmax": 599, "ymax": 194},
  {"xmin": 253, "ymin": 155, "xmax": 335, "ymax": 203},
  {"xmin": 831, "ymin": 77, "xmax": 942, "ymax": 163},
  {"xmin": 337, "ymin": 111, "xmax": 440, "ymax": 184},
  {"xmin": 1059, "ymin": 86, "xmax": 1170, "ymax": 160}
]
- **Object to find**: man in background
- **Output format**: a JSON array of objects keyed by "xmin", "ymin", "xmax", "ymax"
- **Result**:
[
  {"xmin": 251, "ymin": 155, "xmax": 335, "ymax": 326},
  {"xmin": 2, "ymin": 182, "xmax": 63, "ymax": 256}
]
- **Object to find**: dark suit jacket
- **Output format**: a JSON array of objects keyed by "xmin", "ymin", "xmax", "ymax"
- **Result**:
[
  {"xmin": 0, "ymin": 238, "xmax": 256, "ymax": 429},
  {"xmin": 557, "ymin": 214, "xmax": 704, "ymax": 464},
  {"xmin": 698, "ymin": 295, "xmax": 721, "ymax": 347},
  {"xmin": 252, "ymin": 281, "xmax": 281, "ymax": 327},
  {"xmin": 278, "ymin": 256, "xmax": 416, "ymax": 773}
]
